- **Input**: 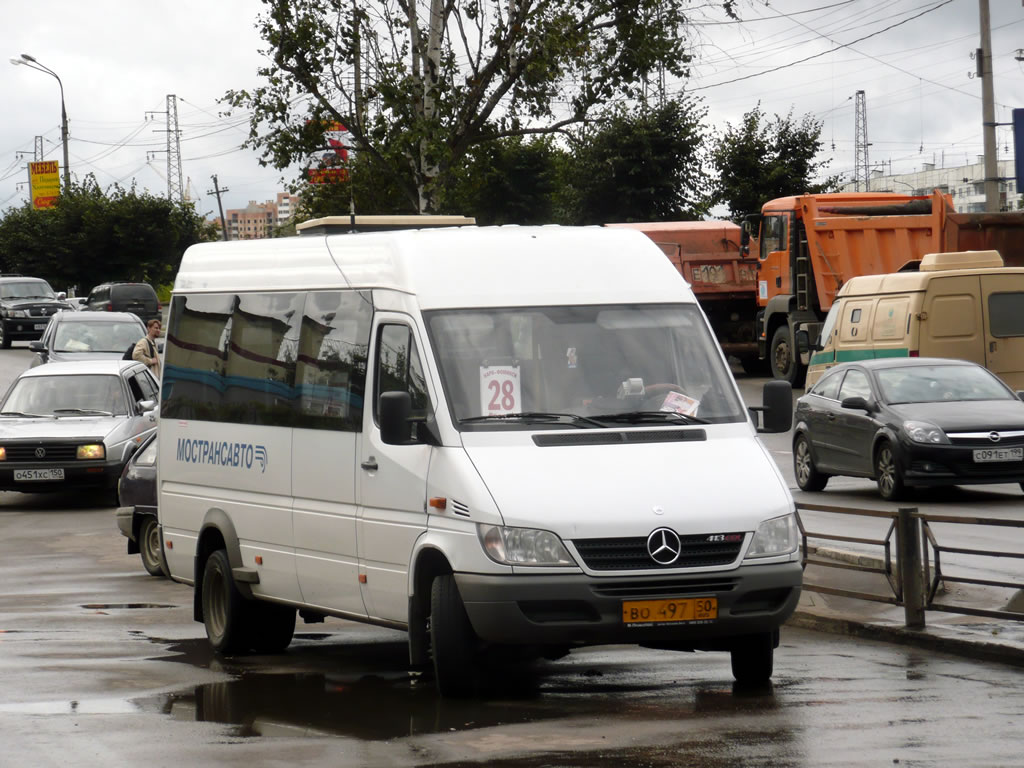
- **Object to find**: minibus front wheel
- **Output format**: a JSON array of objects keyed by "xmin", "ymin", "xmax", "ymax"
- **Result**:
[
  {"xmin": 430, "ymin": 574, "xmax": 481, "ymax": 697},
  {"xmin": 730, "ymin": 631, "xmax": 774, "ymax": 684}
]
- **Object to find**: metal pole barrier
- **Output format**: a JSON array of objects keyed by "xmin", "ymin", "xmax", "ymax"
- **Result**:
[{"xmin": 898, "ymin": 507, "xmax": 926, "ymax": 628}]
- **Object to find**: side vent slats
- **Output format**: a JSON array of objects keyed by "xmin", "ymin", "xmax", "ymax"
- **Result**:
[{"xmin": 450, "ymin": 500, "xmax": 471, "ymax": 517}]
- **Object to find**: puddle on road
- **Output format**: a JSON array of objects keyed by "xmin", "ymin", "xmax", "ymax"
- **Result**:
[{"xmin": 137, "ymin": 635, "xmax": 781, "ymax": 741}]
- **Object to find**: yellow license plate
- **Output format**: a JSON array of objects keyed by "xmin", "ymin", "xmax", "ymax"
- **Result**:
[{"xmin": 622, "ymin": 597, "xmax": 718, "ymax": 624}]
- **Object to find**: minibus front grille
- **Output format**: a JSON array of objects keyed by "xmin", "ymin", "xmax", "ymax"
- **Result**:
[
  {"xmin": 590, "ymin": 578, "xmax": 739, "ymax": 598},
  {"xmin": 533, "ymin": 429, "xmax": 706, "ymax": 447},
  {"xmin": 572, "ymin": 534, "xmax": 743, "ymax": 571}
]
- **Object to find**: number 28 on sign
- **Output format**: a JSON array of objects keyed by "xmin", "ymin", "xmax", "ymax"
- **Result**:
[{"xmin": 480, "ymin": 365, "xmax": 522, "ymax": 415}]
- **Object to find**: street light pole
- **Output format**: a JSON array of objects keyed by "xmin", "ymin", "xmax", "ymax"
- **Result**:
[{"xmin": 10, "ymin": 53, "xmax": 71, "ymax": 193}]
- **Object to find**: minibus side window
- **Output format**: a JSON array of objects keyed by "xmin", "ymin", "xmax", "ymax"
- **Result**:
[
  {"xmin": 375, "ymin": 325, "xmax": 429, "ymax": 424},
  {"xmin": 295, "ymin": 290, "xmax": 372, "ymax": 431}
]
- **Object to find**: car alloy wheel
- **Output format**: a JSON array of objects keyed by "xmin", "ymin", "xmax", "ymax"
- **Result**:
[{"xmin": 875, "ymin": 442, "xmax": 905, "ymax": 500}]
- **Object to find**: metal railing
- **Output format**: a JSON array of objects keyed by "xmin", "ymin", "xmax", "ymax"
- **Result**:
[{"xmin": 795, "ymin": 502, "xmax": 1024, "ymax": 628}]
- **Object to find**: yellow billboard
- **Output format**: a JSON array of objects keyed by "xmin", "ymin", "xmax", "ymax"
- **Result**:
[{"xmin": 29, "ymin": 161, "xmax": 60, "ymax": 209}]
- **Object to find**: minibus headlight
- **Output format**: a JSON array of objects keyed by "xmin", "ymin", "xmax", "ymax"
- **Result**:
[
  {"xmin": 745, "ymin": 513, "xmax": 798, "ymax": 559},
  {"xmin": 477, "ymin": 524, "xmax": 576, "ymax": 566},
  {"xmin": 76, "ymin": 444, "xmax": 105, "ymax": 460},
  {"xmin": 903, "ymin": 420, "xmax": 949, "ymax": 444}
]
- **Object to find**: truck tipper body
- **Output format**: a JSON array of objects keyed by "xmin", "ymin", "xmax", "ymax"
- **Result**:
[
  {"xmin": 746, "ymin": 191, "xmax": 1024, "ymax": 384},
  {"xmin": 605, "ymin": 221, "xmax": 762, "ymax": 372}
]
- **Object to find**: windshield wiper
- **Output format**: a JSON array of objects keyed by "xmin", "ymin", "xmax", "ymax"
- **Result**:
[
  {"xmin": 595, "ymin": 410, "xmax": 710, "ymax": 425},
  {"xmin": 460, "ymin": 411, "xmax": 605, "ymax": 428},
  {"xmin": 0, "ymin": 410, "xmax": 47, "ymax": 418},
  {"xmin": 53, "ymin": 408, "xmax": 113, "ymax": 416}
]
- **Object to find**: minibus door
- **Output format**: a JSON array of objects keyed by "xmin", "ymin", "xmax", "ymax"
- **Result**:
[
  {"xmin": 980, "ymin": 275, "xmax": 1024, "ymax": 389},
  {"xmin": 356, "ymin": 318, "xmax": 432, "ymax": 622}
]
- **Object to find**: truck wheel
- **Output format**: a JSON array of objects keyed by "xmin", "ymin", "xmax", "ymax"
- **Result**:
[
  {"xmin": 769, "ymin": 326, "xmax": 805, "ymax": 385},
  {"xmin": 248, "ymin": 603, "xmax": 296, "ymax": 654},
  {"xmin": 430, "ymin": 574, "xmax": 480, "ymax": 697},
  {"xmin": 731, "ymin": 632, "xmax": 774, "ymax": 684},
  {"xmin": 202, "ymin": 549, "xmax": 253, "ymax": 654},
  {"xmin": 139, "ymin": 516, "xmax": 165, "ymax": 577},
  {"xmin": 794, "ymin": 434, "xmax": 829, "ymax": 492},
  {"xmin": 875, "ymin": 441, "xmax": 907, "ymax": 501}
]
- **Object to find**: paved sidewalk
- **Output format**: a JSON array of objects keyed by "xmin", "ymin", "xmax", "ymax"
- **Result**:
[{"xmin": 788, "ymin": 545, "xmax": 1024, "ymax": 668}]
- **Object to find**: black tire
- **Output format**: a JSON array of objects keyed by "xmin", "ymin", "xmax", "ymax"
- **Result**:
[
  {"xmin": 248, "ymin": 602, "xmax": 297, "ymax": 654},
  {"xmin": 793, "ymin": 433, "xmax": 829, "ymax": 492},
  {"xmin": 875, "ymin": 440, "xmax": 907, "ymax": 501},
  {"xmin": 138, "ymin": 516, "xmax": 166, "ymax": 577},
  {"xmin": 731, "ymin": 632, "xmax": 774, "ymax": 685},
  {"xmin": 430, "ymin": 574, "xmax": 480, "ymax": 697},
  {"xmin": 769, "ymin": 326, "xmax": 805, "ymax": 385},
  {"xmin": 201, "ymin": 549, "xmax": 253, "ymax": 654},
  {"xmin": 0, "ymin": 322, "xmax": 9, "ymax": 350}
]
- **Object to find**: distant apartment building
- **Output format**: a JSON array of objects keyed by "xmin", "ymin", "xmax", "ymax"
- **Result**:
[
  {"xmin": 840, "ymin": 158, "xmax": 1022, "ymax": 213},
  {"xmin": 217, "ymin": 192, "xmax": 301, "ymax": 240}
]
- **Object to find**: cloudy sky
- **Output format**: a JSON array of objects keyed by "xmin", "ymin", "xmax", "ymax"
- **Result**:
[{"xmin": 1, "ymin": 0, "xmax": 1021, "ymax": 220}]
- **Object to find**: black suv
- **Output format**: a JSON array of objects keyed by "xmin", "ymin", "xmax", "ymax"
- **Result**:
[
  {"xmin": 85, "ymin": 282, "xmax": 162, "ymax": 325},
  {"xmin": 0, "ymin": 275, "xmax": 73, "ymax": 349}
]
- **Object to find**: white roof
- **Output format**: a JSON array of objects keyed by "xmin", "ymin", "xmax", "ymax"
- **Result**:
[
  {"xmin": 173, "ymin": 226, "xmax": 695, "ymax": 308},
  {"xmin": 18, "ymin": 360, "xmax": 143, "ymax": 378}
]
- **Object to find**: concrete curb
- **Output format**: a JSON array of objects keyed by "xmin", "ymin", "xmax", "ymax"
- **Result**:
[{"xmin": 790, "ymin": 545, "xmax": 1024, "ymax": 668}]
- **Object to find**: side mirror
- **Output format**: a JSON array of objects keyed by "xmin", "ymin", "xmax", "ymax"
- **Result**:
[
  {"xmin": 29, "ymin": 341, "xmax": 45, "ymax": 353},
  {"xmin": 754, "ymin": 380, "xmax": 793, "ymax": 434},
  {"xmin": 379, "ymin": 391, "xmax": 413, "ymax": 445},
  {"xmin": 157, "ymin": 341, "xmax": 164, "ymax": 354},
  {"xmin": 840, "ymin": 396, "xmax": 871, "ymax": 411},
  {"xmin": 57, "ymin": 292, "xmax": 66, "ymax": 300},
  {"xmin": 138, "ymin": 399, "xmax": 158, "ymax": 413},
  {"xmin": 1017, "ymin": 391, "xmax": 1024, "ymax": 401},
  {"xmin": 795, "ymin": 329, "xmax": 822, "ymax": 353}
]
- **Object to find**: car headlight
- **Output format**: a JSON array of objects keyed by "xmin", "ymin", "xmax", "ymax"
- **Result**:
[
  {"xmin": 745, "ymin": 513, "xmax": 798, "ymax": 559},
  {"xmin": 76, "ymin": 444, "xmax": 105, "ymax": 460},
  {"xmin": 6, "ymin": 309, "xmax": 26, "ymax": 318},
  {"xmin": 477, "ymin": 524, "xmax": 576, "ymax": 566},
  {"xmin": 0, "ymin": 446, "xmax": 6, "ymax": 461},
  {"xmin": 903, "ymin": 420, "xmax": 949, "ymax": 444}
]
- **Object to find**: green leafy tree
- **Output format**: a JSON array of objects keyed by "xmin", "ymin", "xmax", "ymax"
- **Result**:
[
  {"xmin": 558, "ymin": 97, "xmax": 709, "ymax": 225},
  {"xmin": 224, "ymin": 0, "xmax": 736, "ymax": 213},
  {"xmin": 0, "ymin": 176, "xmax": 208, "ymax": 293},
  {"xmin": 442, "ymin": 136, "xmax": 565, "ymax": 225},
  {"xmin": 710, "ymin": 104, "xmax": 840, "ymax": 221}
]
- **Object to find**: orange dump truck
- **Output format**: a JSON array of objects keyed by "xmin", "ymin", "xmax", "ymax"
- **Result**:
[
  {"xmin": 744, "ymin": 191, "xmax": 1024, "ymax": 384},
  {"xmin": 606, "ymin": 221, "xmax": 762, "ymax": 373}
]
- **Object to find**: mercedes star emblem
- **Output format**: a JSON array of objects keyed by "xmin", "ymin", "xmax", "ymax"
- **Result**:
[{"xmin": 646, "ymin": 528, "xmax": 681, "ymax": 565}]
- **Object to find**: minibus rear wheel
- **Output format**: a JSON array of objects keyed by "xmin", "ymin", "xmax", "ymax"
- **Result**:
[
  {"xmin": 430, "ymin": 574, "xmax": 480, "ymax": 697},
  {"xmin": 202, "ymin": 549, "xmax": 253, "ymax": 654},
  {"xmin": 730, "ymin": 632, "xmax": 774, "ymax": 684}
]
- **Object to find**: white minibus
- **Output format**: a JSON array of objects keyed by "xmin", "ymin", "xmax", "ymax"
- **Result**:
[{"xmin": 158, "ymin": 225, "xmax": 800, "ymax": 696}]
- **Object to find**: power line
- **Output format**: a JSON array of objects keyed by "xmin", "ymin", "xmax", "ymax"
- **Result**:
[{"xmin": 688, "ymin": 0, "xmax": 955, "ymax": 92}]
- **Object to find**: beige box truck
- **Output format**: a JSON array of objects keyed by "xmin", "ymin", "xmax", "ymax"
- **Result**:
[{"xmin": 804, "ymin": 251, "xmax": 1024, "ymax": 390}]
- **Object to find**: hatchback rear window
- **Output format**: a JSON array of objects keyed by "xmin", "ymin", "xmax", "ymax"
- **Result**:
[{"xmin": 111, "ymin": 285, "xmax": 157, "ymax": 301}]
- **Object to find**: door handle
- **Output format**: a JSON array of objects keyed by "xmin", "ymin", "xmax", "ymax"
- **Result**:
[
  {"xmin": 826, "ymin": 413, "xmax": 836, "ymax": 421},
  {"xmin": 990, "ymin": 341, "xmax": 997, "ymax": 354},
  {"xmin": 360, "ymin": 458, "xmax": 378, "ymax": 471}
]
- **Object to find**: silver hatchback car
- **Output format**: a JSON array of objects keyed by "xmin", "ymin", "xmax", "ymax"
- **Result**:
[{"xmin": 0, "ymin": 360, "xmax": 159, "ymax": 502}]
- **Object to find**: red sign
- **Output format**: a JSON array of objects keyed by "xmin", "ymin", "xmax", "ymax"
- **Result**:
[{"xmin": 306, "ymin": 122, "xmax": 353, "ymax": 185}]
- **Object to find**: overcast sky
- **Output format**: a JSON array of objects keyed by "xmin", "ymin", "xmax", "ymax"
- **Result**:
[{"xmin": 1, "ymin": 0, "xmax": 1021, "ymax": 220}]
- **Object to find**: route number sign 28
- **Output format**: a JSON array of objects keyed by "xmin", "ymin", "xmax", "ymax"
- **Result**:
[{"xmin": 480, "ymin": 365, "xmax": 522, "ymax": 415}]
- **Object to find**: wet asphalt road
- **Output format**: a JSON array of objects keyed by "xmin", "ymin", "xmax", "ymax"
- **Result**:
[
  {"xmin": 2, "ymin": 345, "xmax": 1024, "ymax": 766},
  {"xmin": 2, "ymin": 496, "xmax": 1023, "ymax": 768}
]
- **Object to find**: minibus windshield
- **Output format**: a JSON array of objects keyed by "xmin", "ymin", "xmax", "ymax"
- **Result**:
[{"xmin": 424, "ymin": 304, "xmax": 746, "ymax": 429}]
